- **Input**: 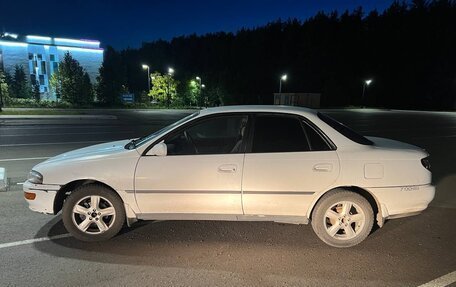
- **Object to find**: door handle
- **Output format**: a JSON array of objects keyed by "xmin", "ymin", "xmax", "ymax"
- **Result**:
[
  {"xmin": 218, "ymin": 164, "xmax": 237, "ymax": 173},
  {"xmin": 313, "ymin": 163, "xmax": 333, "ymax": 172}
]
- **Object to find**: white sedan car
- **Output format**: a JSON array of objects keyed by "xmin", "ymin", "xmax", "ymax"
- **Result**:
[{"xmin": 24, "ymin": 106, "xmax": 435, "ymax": 247}]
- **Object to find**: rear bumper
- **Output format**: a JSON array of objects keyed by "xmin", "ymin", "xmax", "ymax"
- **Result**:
[
  {"xmin": 23, "ymin": 181, "xmax": 60, "ymax": 215},
  {"xmin": 368, "ymin": 184, "xmax": 435, "ymax": 219}
]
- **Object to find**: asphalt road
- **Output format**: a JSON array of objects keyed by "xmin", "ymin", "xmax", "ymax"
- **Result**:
[{"xmin": 0, "ymin": 108, "xmax": 455, "ymax": 287}]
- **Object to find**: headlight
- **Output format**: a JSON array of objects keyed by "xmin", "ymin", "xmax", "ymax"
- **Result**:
[
  {"xmin": 28, "ymin": 170, "xmax": 43, "ymax": 184},
  {"xmin": 421, "ymin": 157, "xmax": 431, "ymax": 171}
]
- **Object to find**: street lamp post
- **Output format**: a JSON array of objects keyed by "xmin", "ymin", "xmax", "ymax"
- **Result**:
[
  {"xmin": 201, "ymin": 83, "xmax": 206, "ymax": 107},
  {"xmin": 0, "ymin": 78, "xmax": 3, "ymax": 112},
  {"xmin": 362, "ymin": 79, "xmax": 373, "ymax": 108},
  {"xmin": 167, "ymin": 67, "xmax": 174, "ymax": 108},
  {"xmin": 141, "ymin": 64, "xmax": 150, "ymax": 92},
  {"xmin": 279, "ymin": 74, "xmax": 287, "ymax": 94},
  {"xmin": 196, "ymin": 76, "xmax": 202, "ymax": 107}
]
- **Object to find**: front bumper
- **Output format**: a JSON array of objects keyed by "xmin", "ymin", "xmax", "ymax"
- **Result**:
[
  {"xmin": 23, "ymin": 181, "xmax": 60, "ymax": 214},
  {"xmin": 368, "ymin": 184, "xmax": 435, "ymax": 219}
]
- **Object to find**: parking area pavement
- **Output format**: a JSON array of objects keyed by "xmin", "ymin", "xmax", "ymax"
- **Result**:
[{"xmin": 0, "ymin": 108, "xmax": 455, "ymax": 286}]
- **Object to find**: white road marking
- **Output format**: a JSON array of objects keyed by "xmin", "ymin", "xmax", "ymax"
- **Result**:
[
  {"xmin": 0, "ymin": 233, "xmax": 71, "ymax": 249},
  {"xmin": 0, "ymin": 140, "xmax": 104, "ymax": 147},
  {"xmin": 0, "ymin": 157, "xmax": 50, "ymax": 162},
  {"xmin": 418, "ymin": 271, "xmax": 456, "ymax": 287}
]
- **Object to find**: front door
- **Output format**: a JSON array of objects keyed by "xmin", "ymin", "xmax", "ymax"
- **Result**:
[{"xmin": 135, "ymin": 114, "xmax": 249, "ymax": 215}]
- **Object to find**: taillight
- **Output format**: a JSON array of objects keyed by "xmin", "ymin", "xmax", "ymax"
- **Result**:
[{"xmin": 421, "ymin": 157, "xmax": 431, "ymax": 171}]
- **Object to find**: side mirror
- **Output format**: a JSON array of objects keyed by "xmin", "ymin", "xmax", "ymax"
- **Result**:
[{"xmin": 147, "ymin": 142, "xmax": 167, "ymax": 156}]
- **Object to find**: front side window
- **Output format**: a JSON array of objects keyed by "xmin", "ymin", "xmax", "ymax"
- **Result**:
[
  {"xmin": 252, "ymin": 115, "xmax": 310, "ymax": 153},
  {"xmin": 166, "ymin": 115, "xmax": 248, "ymax": 155},
  {"xmin": 130, "ymin": 112, "xmax": 200, "ymax": 150}
]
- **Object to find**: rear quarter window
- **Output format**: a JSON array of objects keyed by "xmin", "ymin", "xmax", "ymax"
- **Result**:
[
  {"xmin": 317, "ymin": 112, "xmax": 373, "ymax": 145},
  {"xmin": 301, "ymin": 122, "xmax": 332, "ymax": 151}
]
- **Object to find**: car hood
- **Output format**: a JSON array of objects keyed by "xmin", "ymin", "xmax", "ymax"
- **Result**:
[{"xmin": 39, "ymin": 139, "xmax": 132, "ymax": 165}]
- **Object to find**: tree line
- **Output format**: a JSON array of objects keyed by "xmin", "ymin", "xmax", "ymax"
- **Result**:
[
  {"xmin": 1, "ymin": 0, "xmax": 455, "ymax": 110},
  {"xmin": 97, "ymin": 0, "xmax": 456, "ymax": 110}
]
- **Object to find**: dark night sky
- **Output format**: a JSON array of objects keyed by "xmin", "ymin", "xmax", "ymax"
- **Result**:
[{"xmin": 2, "ymin": 0, "xmax": 393, "ymax": 49}]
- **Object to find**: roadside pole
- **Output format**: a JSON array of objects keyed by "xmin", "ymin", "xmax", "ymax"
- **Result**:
[{"xmin": 0, "ymin": 80, "xmax": 3, "ymax": 112}]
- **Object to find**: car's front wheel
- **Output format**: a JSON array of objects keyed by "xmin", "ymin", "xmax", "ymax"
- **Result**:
[
  {"xmin": 62, "ymin": 184, "xmax": 125, "ymax": 241},
  {"xmin": 311, "ymin": 189, "xmax": 374, "ymax": 248}
]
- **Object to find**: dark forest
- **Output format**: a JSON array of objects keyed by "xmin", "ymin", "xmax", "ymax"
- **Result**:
[{"xmin": 99, "ymin": 0, "xmax": 456, "ymax": 110}]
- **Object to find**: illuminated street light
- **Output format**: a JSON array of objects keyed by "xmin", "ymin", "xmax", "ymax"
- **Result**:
[
  {"xmin": 200, "ymin": 84, "xmax": 207, "ymax": 107},
  {"xmin": 166, "ymin": 67, "xmax": 175, "ymax": 107},
  {"xmin": 195, "ymin": 76, "xmax": 203, "ymax": 107},
  {"xmin": 279, "ymin": 74, "xmax": 287, "ymax": 94},
  {"xmin": 362, "ymin": 79, "xmax": 373, "ymax": 108},
  {"xmin": 141, "ymin": 64, "xmax": 150, "ymax": 91}
]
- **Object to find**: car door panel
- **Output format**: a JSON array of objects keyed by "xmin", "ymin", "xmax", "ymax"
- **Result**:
[
  {"xmin": 134, "ymin": 114, "xmax": 248, "ymax": 215},
  {"xmin": 242, "ymin": 151, "xmax": 339, "ymax": 216},
  {"xmin": 241, "ymin": 114, "xmax": 340, "ymax": 217},
  {"xmin": 135, "ymin": 154, "xmax": 244, "ymax": 214}
]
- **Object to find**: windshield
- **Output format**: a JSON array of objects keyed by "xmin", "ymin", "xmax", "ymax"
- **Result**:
[
  {"xmin": 126, "ymin": 111, "xmax": 200, "ymax": 149},
  {"xmin": 317, "ymin": 112, "xmax": 373, "ymax": 145}
]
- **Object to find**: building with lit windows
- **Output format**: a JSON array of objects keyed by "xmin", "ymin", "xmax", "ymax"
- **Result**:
[{"xmin": 0, "ymin": 32, "xmax": 103, "ymax": 101}]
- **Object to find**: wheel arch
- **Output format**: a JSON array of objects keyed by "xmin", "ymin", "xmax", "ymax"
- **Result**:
[
  {"xmin": 308, "ymin": 186, "xmax": 384, "ymax": 227},
  {"xmin": 53, "ymin": 179, "xmax": 122, "ymax": 215}
]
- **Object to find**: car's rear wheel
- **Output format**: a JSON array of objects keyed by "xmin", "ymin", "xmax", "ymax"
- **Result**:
[
  {"xmin": 311, "ymin": 189, "xmax": 374, "ymax": 248},
  {"xmin": 62, "ymin": 184, "xmax": 125, "ymax": 241}
]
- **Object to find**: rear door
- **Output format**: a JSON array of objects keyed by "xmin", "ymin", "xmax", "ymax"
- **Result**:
[{"xmin": 242, "ymin": 114, "xmax": 340, "ymax": 217}]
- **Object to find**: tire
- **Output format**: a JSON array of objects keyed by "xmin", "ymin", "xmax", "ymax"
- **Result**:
[
  {"xmin": 62, "ymin": 184, "xmax": 125, "ymax": 242},
  {"xmin": 311, "ymin": 189, "xmax": 374, "ymax": 248}
]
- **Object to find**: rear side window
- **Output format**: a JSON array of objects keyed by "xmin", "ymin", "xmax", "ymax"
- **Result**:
[
  {"xmin": 252, "ymin": 115, "xmax": 310, "ymax": 153},
  {"xmin": 317, "ymin": 112, "xmax": 373, "ymax": 145},
  {"xmin": 301, "ymin": 122, "xmax": 331, "ymax": 151}
]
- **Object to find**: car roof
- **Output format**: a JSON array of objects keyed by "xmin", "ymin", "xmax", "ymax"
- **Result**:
[{"xmin": 199, "ymin": 105, "xmax": 317, "ymax": 117}]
